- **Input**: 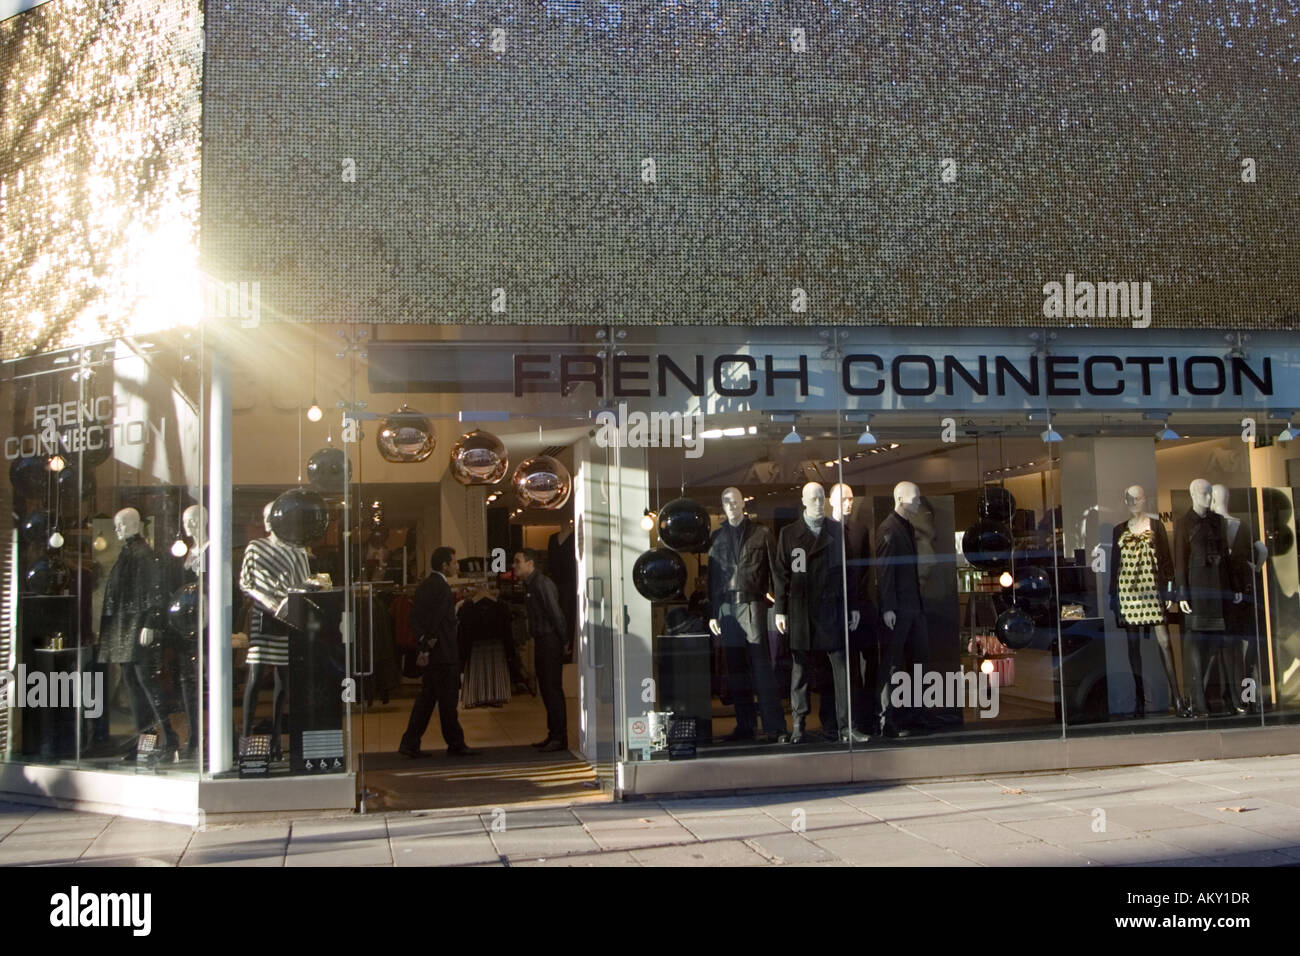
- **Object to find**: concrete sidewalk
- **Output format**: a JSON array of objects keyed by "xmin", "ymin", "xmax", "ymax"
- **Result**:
[{"xmin": 3, "ymin": 754, "xmax": 1300, "ymax": 866}]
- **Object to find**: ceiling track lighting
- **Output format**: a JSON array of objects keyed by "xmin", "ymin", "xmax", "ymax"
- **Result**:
[{"xmin": 1144, "ymin": 410, "xmax": 1180, "ymax": 441}]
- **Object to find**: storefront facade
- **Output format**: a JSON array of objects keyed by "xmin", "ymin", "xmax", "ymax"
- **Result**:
[{"xmin": 3, "ymin": 1, "xmax": 1299, "ymax": 821}]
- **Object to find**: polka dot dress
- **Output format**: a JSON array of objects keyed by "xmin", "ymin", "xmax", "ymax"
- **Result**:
[{"xmin": 1117, "ymin": 529, "xmax": 1165, "ymax": 626}]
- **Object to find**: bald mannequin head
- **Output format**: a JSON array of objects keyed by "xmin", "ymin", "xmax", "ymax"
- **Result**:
[
  {"xmin": 1123, "ymin": 485, "xmax": 1147, "ymax": 515},
  {"xmin": 183, "ymin": 504, "xmax": 208, "ymax": 544},
  {"xmin": 801, "ymin": 482, "xmax": 826, "ymax": 521},
  {"xmin": 720, "ymin": 486, "xmax": 745, "ymax": 527},
  {"xmin": 263, "ymin": 500, "xmax": 276, "ymax": 535},
  {"xmin": 1211, "ymin": 483, "xmax": 1231, "ymax": 518},
  {"xmin": 894, "ymin": 481, "xmax": 921, "ymax": 518},
  {"xmin": 829, "ymin": 483, "xmax": 854, "ymax": 520},
  {"xmin": 113, "ymin": 507, "xmax": 141, "ymax": 541},
  {"xmin": 1190, "ymin": 478, "xmax": 1212, "ymax": 514}
]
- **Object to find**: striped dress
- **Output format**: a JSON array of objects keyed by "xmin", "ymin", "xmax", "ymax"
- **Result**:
[{"xmin": 239, "ymin": 535, "xmax": 311, "ymax": 666}]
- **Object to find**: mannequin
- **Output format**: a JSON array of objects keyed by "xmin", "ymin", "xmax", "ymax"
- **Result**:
[
  {"xmin": 164, "ymin": 504, "xmax": 208, "ymax": 758},
  {"xmin": 875, "ymin": 481, "xmax": 930, "ymax": 738},
  {"xmin": 830, "ymin": 482, "xmax": 877, "ymax": 731},
  {"xmin": 1108, "ymin": 486, "xmax": 1181, "ymax": 717},
  {"xmin": 183, "ymin": 504, "xmax": 209, "ymax": 574},
  {"xmin": 774, "ymin": 482, "xmax": 868, "ymax": 744},
  {"xmin": 239, "ymin": 501, "xmax": 312, "ymax": 758},
  {"xmin": 1211, "ymin": 484, "xmax": 1252, "ymax": 715},
  {"xmin": 1174, "ymin": 479, "xmax": 1244, "ymax": 718},
  {"xmin": 707, "ymin": 487, "xmax": 786, "ymax": 742},
  {"xmin": 98, "ymin": 507, "xmax": 179, "ymax": 758}
]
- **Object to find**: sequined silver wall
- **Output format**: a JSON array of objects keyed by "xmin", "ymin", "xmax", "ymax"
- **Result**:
[{"xmin": 0, "ymin": 0, "xmax": 204, "ymax": 359}]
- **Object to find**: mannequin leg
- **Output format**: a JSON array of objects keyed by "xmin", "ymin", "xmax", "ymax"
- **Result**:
[
  {"xmin": 789, "ymin": 650, "xmax": 812, "ymax": 740},
  {"xmin": 121, "ymin": 662, "xmax": 178, "ymax": 752},
  {"xmin": 1124, "ymin": 626, "xmax": 1146, "ymax": 717},
  {"xmin": 242, "ymin": 663, "xmax": 267, "ymax": 737},
  {"xmin": 1182, "ymin": 629, "xmax": 1210, "ymax": 716},
  {"xmin": 1152, "ymin": 625, "xmax": 1182, "ymax": 715},
  {"xmin": 269, "ymin": 665, "xmax": 287, "ymax": 758},
  {"xmin": 176, "ymin": 637, "xmax": 201, "ymax": 754}
]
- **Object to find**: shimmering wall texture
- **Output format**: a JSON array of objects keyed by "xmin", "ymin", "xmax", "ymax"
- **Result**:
[
  {"xmin": 0, "ymin": 0, "xmax": 203, "ymax": 359},
  {"xmin": 201, "ymin": 1, "xmax": 1300, "ymax": 330}
]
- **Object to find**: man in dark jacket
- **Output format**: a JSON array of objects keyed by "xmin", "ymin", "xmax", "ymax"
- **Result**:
[
  {"xmin": 708, "ymin": 486, "xmax": 786, "ymax": 742},
  {"xmin": 514, "ymin": 549, "xmax": 569, "ymax": 752},
  {"xmin": 399, "ymin": 547, "xmax": 480, "ymax": 757}
]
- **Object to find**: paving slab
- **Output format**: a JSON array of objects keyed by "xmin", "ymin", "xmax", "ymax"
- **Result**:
[
  {"xmin": 1079, "ymin": 802, "xmax": 1218, "ymax": 833},
  {"xmin": 897, "ymin": 819, "xmax": 1040, "ymax": 852},
  {"xmin": 951, "ymin": 841, "xmax": 1095, "ymax": 867},
  {"xmin": 513, "ymin": 850, "xmax": 641, "ymax": 867},
  {"xmin": 1148, "ymin": 823, "xmax": 1285, "ymax": 857},
  {"xmin": 391, "ymin": 832, "xmax": 502, "ymax": 866},
  {"xmin": 1071, "ymin": 837, "xmax": 1208, "ymax": 866},
  {"xmin": 742, "ymin": 832, "xmax": 837, "ymax": 864},
  {"xmin": 630, "ymin": 839, "xmax": 769, "ymax": 867},
  {"xmin": 491, "ymin": 824, "xmax": 601, "ymax": 860},
  {"xmin": 180, "ymin": 824, "xmax": 290, "ymax": 866},
  {"xmin": 673, "ymin": 812, "xmax": 793, "ymax": 841},
  {"xmin": 1004, "ymin": 814, "xmax": 1140, "ymax": 845},
  {"xmin": 582, "ymin": 815, "xmax": 698, "ymax": 850},
  {"xmin": 286, "ymin": 821, "xmax": 392, "ymax": 866},
  {"xmin": 813, "ymin": 831, "xmax": 978, "ymax": 867},
  {"xmin": 0, "ymin": 837, "xmax": 93, "ymax": 865},
  {"xmin": 1170, "ymin": 798, "xmax": 1300, "ymax": 829}
]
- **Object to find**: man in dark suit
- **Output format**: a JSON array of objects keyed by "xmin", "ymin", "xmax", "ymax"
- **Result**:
[
  {"xmin": 514, "ymin": 548, "xmax": 570, "ymax": 752},
  {"xmin": 399, "ymin": 547, "xmax": 480, "ymax": 758},
  {"xmin": 774, "ymin": 482, "xmax": 869, "ymax": 745},
  {"xmin": 875, "ymin": 481, "xmax": 929, "ymax": 738},
  {"xmin": 708, "ymin": 486, "xmax": 786, "ymax": 742}
]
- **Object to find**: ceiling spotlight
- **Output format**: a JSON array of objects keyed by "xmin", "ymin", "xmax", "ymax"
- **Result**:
[
  {"xmin": 1277, "ymin": 422, "xmax": 1298, "ymax": 442},
  {"xmin": 307, "ymin": 401, "xmax": 323, "ymax": 422},
  {"xmin": 782, "ymin": 425, "xmax": 802, "ymax": 445}
]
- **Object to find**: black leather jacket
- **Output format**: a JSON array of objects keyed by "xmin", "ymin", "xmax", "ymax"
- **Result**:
[
  {"xmin": 707, "ymin": 519, "xmax": 777, "ymax": 613},
  {"xmin": 523, "ymin": 570, "xmax": 568, "ymax": 649}
]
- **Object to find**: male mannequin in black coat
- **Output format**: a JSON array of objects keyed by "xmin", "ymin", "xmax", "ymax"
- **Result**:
[
  {"xmin": 774, "ymin": 482, "xmax": 869, "ymax": 745},
  {"xmin": 399, "ymin": 547, "xmax": 480, "ymax": 758},
  {"xmin": 875, "ymin": 481, "xmax": 931, "ymax": 738},
  {"xmin": 1174, "ymin": 479, "xmax": 1244, "ymax": 718},
  {"xmin": 708, "ymin": 486, "xmax": 786, "ymax": 742}
]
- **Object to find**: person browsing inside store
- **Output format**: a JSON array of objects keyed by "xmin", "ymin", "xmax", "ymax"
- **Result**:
[{"xmin": 513, "ymin": 549, "xmax": 570, "ymax": 753}]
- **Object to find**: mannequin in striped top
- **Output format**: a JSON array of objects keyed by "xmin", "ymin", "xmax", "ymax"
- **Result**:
[{"xmin": 239, "ymin": 501, "xmax": 311, "ymax": 758}]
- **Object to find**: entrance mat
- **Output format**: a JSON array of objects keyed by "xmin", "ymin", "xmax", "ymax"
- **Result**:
[{"xmin": 359, "ymin": 745, "xmax": 603, "ymax": 812}]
